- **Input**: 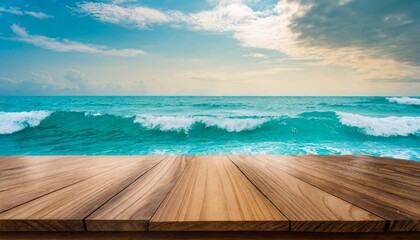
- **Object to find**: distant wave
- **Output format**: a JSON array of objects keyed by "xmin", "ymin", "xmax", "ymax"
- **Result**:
[
  {"xmin": 134, "ymin": 115, "xmax": 270, "ymax": 132},
  {"xmin": 0, "ymin": 111, "xmax": 51, "ymax": 135},
  {"xmin": 336, "ymin": 112, "xmax": 420, "ymax": 137},
  {"xmin": 386, "ymin": 97, "xmax": 420, "ymax": 105}
]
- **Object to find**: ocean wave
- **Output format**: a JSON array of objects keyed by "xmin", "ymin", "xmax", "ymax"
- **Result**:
[
  {"xmin": 2, "ymin": 110, "xmax": 419, "ymax": 139},
  {"xmin": 386, "ymin": 97, "xmax": 420, "ymax": 105},
  {"xmin": 202, "ymin": 116, "xmax": 269, "ymax": 132},
  {"xmin": 134, "ymin": 115, "xmax": 270, "ymax": 132},
  {"xmin": 336, "ymin": 112, "xmax": 420, "ymax": 137},
  {"xmin": 0, "ymin": 111, "xmax": 51, "ymax": 135},
  {"xmin": 134, "ymin": 115, "xmax": 195, "ymax": 132}
]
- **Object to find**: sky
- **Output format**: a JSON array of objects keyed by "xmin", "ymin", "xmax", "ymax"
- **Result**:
[{"xmin": 0, "ymin": 0, "xmax": 419, "ymax": 96}]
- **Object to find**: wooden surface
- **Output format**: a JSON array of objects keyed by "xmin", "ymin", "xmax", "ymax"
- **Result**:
[
  {"xmin": 0, "ymin": 156, "xmax": 146, "ymax": 213},
  {"xmin": 150, "ymin": 155, "xmax": 288, "ymax": 231},
  {"xmin": 0, "ymin": 156, "xmax": 164, "ymax": 231},
  {"xmin": 0, "ymin": 155, "xmax": 419, "ymax": 233},
  {"xmin": 0, "ymin": 232, "xmax": 419, "ymax": 240},
  {"xmin": 252, "ymin": 155, "xmax": 420, "ymax": 231},
  {"xmin": 86, "ymin": 156, "xmax": 191, "ymax": 231},
  {"xmin": 228, "ymin": 155, "xmax": 385, "ymax": 232}
]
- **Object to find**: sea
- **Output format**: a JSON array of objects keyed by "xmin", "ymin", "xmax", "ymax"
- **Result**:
[{"xmin": 0, "ymin": 96, "xmax": 419, "ymax": 160}]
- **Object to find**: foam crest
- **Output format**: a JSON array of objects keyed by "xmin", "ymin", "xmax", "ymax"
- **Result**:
[
  {"xmin": 336, "ymin": 112, "xmax": 420, "ymax": 137},
  {"xmin": 200, "ymin": 117, "xmax": 269, "ymax": 132},
  {"xmin": 0, "ymin": 111, "xmax": 51, "ymax": 135},
  {"xmin": 134, "ymin": 115, "xmax": 195, "ymax": 132},
  {"xmin": 84, "ymin": 112, "xmax": 102, "ymax": 117},
  {"xmin": 134, "ymin": 115, "xmax": 270, "ymax": 132},
  {"xmin": 387, "ymin": 97, "xmax": 420, "ymax": 105}
]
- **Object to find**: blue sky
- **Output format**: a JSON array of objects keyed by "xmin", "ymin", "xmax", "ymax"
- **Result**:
[{"xmin": 0, "ymin": 0, "xmax": 419, "ymax": 95}]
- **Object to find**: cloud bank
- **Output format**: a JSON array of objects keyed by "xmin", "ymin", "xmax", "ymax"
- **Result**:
[
  {"xmin": 75, "ymin": 0, "xmax": 420, "ymax": 82},
  {"xmin": 0, "ymin": 71, "xmax": 88, "ymax": 96}
]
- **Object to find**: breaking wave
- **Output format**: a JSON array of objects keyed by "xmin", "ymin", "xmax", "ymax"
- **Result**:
[
  {"xmin": 387, "ymin": 97, "xmax": 420, "ymax": 105},
  {"xmin": 133, "ymin": 115, "xmax": 270, "ymax": 132},
  {"xmin": 0, "ymin": 111, "xmax": 51, "ymax": 135},
  {"xmin": 336, "ymin": 112, "xmax": 420, "ymax": 137},
  {"xmin": 1, "ymin": 110, "xmax": 418, "ymax": 138}
]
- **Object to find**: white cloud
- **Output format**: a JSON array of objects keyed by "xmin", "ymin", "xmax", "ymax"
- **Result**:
[
  {"xmin": 10, "ymin": 24, "xmax": 145, "ymax": 57},
  {"xmin": 180, "ymin": 2, "xmax": 258, "ymax": 32},
  {"xmin": 23, "ymin": 11, "xmax": 51, "ymax": 19},
  {"xmin": 244, "ymin": 53, "xmax": 269, "ymax": 58},
  {"xmin": 337, "ymin": 0, "xmax": 353, "ymax": 6},
  {"xmin": 0, "ymin": 6, "xmax": 52, "ymax": 19},
  {"xmin": 76, "ymin": 2, "xmax": 173, "ymax": 29},
  {"xmin": 111, "ymin": 0, "xmax": 137, "ymax": 4}
]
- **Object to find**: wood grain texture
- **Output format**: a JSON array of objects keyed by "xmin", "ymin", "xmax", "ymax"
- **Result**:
[
  {"xmin": 0, "ymin": 156, "xmax": 78, "ymax": 191},
  {"xmin": 294, "ymin": 155, "xmax": 420, "ymax": 232},
  {"xmin": 0, "ymin": 156, "xmax": 141, "ymax": 213},
  {"xmin": 0, "ymin": 156, "xmax": 164, "ymax": 231},
  {"xmin": 0, "ymin": 156, "xmax": 62, "ymax": 172},
  {"xmin": 364, "ymin": 155, "xmax": 420, "ymax": 171},
  {"xmin": 291, "ymin": 155, "xmax": 420, "ymax": 232},
  {"xmin": 296, "ymin": 155, "xmax": 420, "ymax": 190},
  {"xmin": 149, "ymin": 155, "xmax": 288, "ymax": 231},
  {"xmin": 228, "ymin": 155, "xmax": 385, "ymax": 232},
  {"xmin": 294, "ymin": 155, "xmax": 420, "ymax": 202},
  {"xmin": 86, "ymin": 156, "xmax": 191, "ymax": 231},
  {"xmin": 255, "ymin": 155, "xmax": 420, "ymax": 232},
  {"xmin": 0, "ymin": 155, "xmax": 418, "ymax": 233},
  {"xmin": 1, "ymin": 232, "xmax": 419, "ymax": 240}
]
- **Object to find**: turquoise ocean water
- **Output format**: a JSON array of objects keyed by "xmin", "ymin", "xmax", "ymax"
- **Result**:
[{"xmin": 0, "ymin": 96, "xmax": 419, "ymax": 160}]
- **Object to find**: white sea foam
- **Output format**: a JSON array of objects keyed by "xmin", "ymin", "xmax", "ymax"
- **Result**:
[
  {"xmin": 336, "ymin": 112, "xmax": 420, "ymax": 137},
  {"xmin": 379, "ymin": 149, "xmax": 420, "ymax": 160},
  {"xmin": 134, "ymin": 115, "xmax": 195, "ymax": 132},
  {"xmin": 387, "ymin": 97, "xmax": 420, "ymax": 105},
  {"xmin": 84, "ymin": 112, "xmax": 103, "ymax": 117},
  {"xmin": 133, "ymin": 115, "xmax": 269, "ymax": 132},
  {"xmin": 302, "ymin": 146, "xmax": 318, "ymax": 155},
  {"xmin": 0, "ymin": 111, "xmax": 51, "ymax": 135},
  {"xmin": 200, "ymin": 117, "xmax": 269, "ymax": 132}
]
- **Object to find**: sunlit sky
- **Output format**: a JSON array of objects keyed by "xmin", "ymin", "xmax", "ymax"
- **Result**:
[{"xmin": 0, "ymin": 0, "xmax": 419, "ymax": 96}]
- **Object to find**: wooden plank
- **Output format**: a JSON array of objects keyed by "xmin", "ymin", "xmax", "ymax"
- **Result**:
[
  {"xmin": 294, "ymin": 155, "xmax": 420, "ymax": 201},
  {"xmin": 0, "ymin": 156, "xmax": 62, "ymax": 171},
  {"xmin": 255, "ymin": 155, "xmax": 420, "ymax": 232},
  {"xmin": 292, "ymin": 155, "xmax": 420, "ymax": 232},
  {"xmin": 364, "ymin": 156, "xmax": 420, "ymax": 178},
  {"xmin": 291, "ymin": 155, "xmax": 420, "ymax": 232},
  {"xmin": 0, "ymin": 156, "xmax": 144, "ymax": 213},
  {"xmin": 299, "ymin": 155, "xmax": 420, "ymax": 188},
  {"xmin": 0, "ymin": 231, "xmax": 419, "ymax": 240},
  {"xmin": 86, "ymin": 156, "xmax": 192, "ymax": 231},
  {"xmin": 228, "ymin": 155, "xmax": 385, "ymax": 232},
  {"xmin": 0, "ymin": 156, "xmax": 130, "ymax": 191},
  {"xmin": 0, "ymin": 156, "xmax": 164, "ymax": 231},
  {"xmin": 362, "ymin": 155, "xmax": 420, "ymax": 168},
  {"xmin": 0, "ymin": 156, "xmax": 96, "ymax": 182},
  {"xmin": 149, "ymin": 155, "xmax": 288, "ymax": 231},
  {"xmin": 347, "ymin": 155, "xmax": 420, "ymax": 180}
]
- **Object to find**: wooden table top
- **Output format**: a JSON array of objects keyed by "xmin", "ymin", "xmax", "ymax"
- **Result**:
[{"xmin": 0, "ymin": 155, "xmax": 419, "ymax": 232}]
